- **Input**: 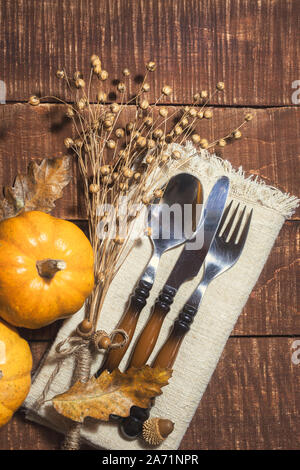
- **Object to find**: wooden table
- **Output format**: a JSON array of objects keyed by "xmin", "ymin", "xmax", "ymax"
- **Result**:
[{"xmin": 0, "ymin": 0, "xmax": 299, "ymax": 450}]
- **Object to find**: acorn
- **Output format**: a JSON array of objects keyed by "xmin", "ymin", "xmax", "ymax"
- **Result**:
[{"xmin": 142, "ymin": 418, "xmax": 174, "ymax": 446}]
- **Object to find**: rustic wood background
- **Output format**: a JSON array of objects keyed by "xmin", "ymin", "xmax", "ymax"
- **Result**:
[{"xmin": 0, "ymin": 0, "xmax": 299, "ymax": 450}]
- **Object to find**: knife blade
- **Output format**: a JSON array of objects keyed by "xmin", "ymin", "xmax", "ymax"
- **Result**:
[{"xmin": 165, "ymin": 175, "xmax": 230, "ymax": 290}]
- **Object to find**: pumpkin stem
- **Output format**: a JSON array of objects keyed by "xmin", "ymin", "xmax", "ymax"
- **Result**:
[{"xmin": 36, "ymin": 259, "xmax": 66, "ymax": 279}]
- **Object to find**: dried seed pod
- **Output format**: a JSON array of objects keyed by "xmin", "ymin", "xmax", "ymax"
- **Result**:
[
  {"xmin": 174, "ymin": 125, "xmax": 183, "ymax": 135},
  {"xmin": 56, "ymin": 70, "xmax": 65, "ymax": 79},
  {"xmin": 66, "ymin": 106, "xmax": 75, "ymax": 118},
  {"xmin": 172, "ymin": 150, "xmax": 181, "ymax": 160},
  {"xmin": 115, "ymin": 128, "xmax": 125, "ymax": 139},
  {"xmin": 118, "ymin": 149, "xmax": 127, "ymax": 159},
  {"xmin": 162, "ymin": 85, "xmax": 172, "ymax": 96},
  {"xmin": 147, "ymin": 138, "xmax": 155, "ymax": 149},
  {"xmin": 204, "ymin": 109, "xmax": 213, "ymax": 119},
  {"xmin": 218, "ymin": 138, "xmax": 227, "ymax": 147},
  {"xmin": 106, "ymin": 139, "xmax": 116, "ymax": 149},
  {"xmin": 117, "ymin": 82, "xmax": 126, "ymax": 93},
  {"xmin": 97, "ymin": 91, "xmax": 107, "ymax": 103},
  {"xmin": 114, "ymin": 236, "xmax": 125, "ymax": 245},
  {"xmin": 146, "ymin": 155, "xmax": 154, "ymax": 164},
  {"xmin": 181, "ymin": 117, "xmax": 189, "ymax": 127},
  {"xmin": 216, "ymin": 81, "xmax": 225, "ymax": 91},
  {"xmin": 146, "ymin": 61, "xmax": 156, "ymax": 72},
  {"xmin": 77, "ymin": 98, "xmax": 86, "ymax": 110},
  {"xmin": 75, "ymin": 78, "xmax": 85, "ymax": 89},
  {"xmin": 136, "ymin": 136, "xmax": 147, "ymax": 148},
  {"xmin": 89, "ymin": 183, "xmax": 100, "ymax": 193},
  {"xmin": 104, "ymin": 119, "xmax": 113, "ymax": 128},
  {"xmin": 142, "ymin": 418, "xmax": 174, "ymax": 446},
  {"xmin": 122, "ymin": 68, "xmax": 130, "ymax": 77},
  {"xmin": 126, "ymin": 122, "xmax": 134, "ymax": 132},
  {"xmin": 100, "ymin": 165, "xmax": 111, "ymax": 176},
  {"xmin": 159, "ymin": 107, "xmax": 168, "ymax": 118},
  {"xmin": 103, "ymin": 175, "xmax": 112, "ymax": 185},
  {"xmin": 142, "ymin": 83, "xmax": 150, "ymax": 92},
  {"xmin": 161, "ymin": 154, "xmax": 169, "ymax": 163},
  {"xmin": 133, "ymin": 172, "xmax": 141, "ymax": 181},
  {"xmin": 193, "ymin": 92, "xmax": 201, "ymax": 101},
  {"xmin": 153, "ymin": 128, "xmax": 163, "ymax": 139},
  {"xmin": 99, "ymin": 70, "xmax": 108, "ymax": 81},
  {"xmin": 74, "ymin": 138, "xmax": 83, "ymax": 148},
  {"xmin": 197, "ymin": 111, "xmax": 204, "ymax": 119},
  {"xmin": 123, "ymin": 167, "xmax": 133, "ymax": 178},
  {"xmin": 244, "ymin": 113, "xmax": 253, "ymax": 121},
  {"xmin": 189, "ymin": 108, "xmax": 197, "ymax": 117},
  {"xmin": 140, "ymin": 99, "xmax": 149, "ymax": 110},
  {"xmin": 192, "ymin": 133, "xmax": 201, "ymax": 144},
  {"xmin": 200, "ymin": 138, "xmax": 209, "ymax": 149},
  {"xmin": 28, "ymin": 95, "xmax": 40, "ymax": 106},
  {"xmin": 119, "ymin": 182, "xmax": 128, "ymax": 191},
  {"xmin": 111, "ymin": 103, "xmax": 120, "ymax": 114},
  {"xmin": 233, "ymin": 130, "xmax": 242, "ymax": 139},
  {"xmin": 93, "ymin": 63, "xmax": 102, "ymax": 75},
  {"xmin": 154, "ymin": 189, "xmax": 163, "ymax": 198},
  {"xmin": 200, "ymin": 90, "xmax": 208, "ymax": 99},
  {"xmin": 64, "ymin": 137, "xmax": 74, "ymax": 148},
  {"xmin": 73, "ymin": 71, "xmax": 82, "ymax": 80},
  {"xmin": 143, "ymin": 116, "xmax": 153, "ymax": 127},
  {"xmin": 91, "ymin": 55, "xmax": 101, "ymax": 66}
]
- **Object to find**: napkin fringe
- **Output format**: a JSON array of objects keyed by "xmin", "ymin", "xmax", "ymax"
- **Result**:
[{"xmin": 166, "ymin": 142, "xmax": 299, "ymax": 219}]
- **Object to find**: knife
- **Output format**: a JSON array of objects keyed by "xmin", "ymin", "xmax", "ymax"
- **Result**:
[{"xmin": 127, "ymin": 176, "xmax": 230, "ymax": 369}]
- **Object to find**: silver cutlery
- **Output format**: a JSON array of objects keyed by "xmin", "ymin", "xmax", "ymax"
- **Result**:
[
  {"xmin": 97, "ymin": 172, "xmax": 203, "ymax": 375},
  {"xmin": 128, "ymin": 176, "xmax": 230, "ymax": 370},
  {"xmin": 152, "ymin": 201, "xmax": 253, "ymax": 370}
]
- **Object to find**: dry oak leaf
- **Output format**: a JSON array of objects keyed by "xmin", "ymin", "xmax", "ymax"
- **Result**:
[
  {"xmin": 52, "ymin": 366, "xmax": 172, "ymax": 423},
  {"xmin": 0, "ymin": 155, "xmax": 72, "ymax": 221}
]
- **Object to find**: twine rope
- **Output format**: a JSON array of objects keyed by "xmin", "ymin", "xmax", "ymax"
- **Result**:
[{"xmin": 33, "ymin": 327, "xmax": 128, "ymax": 414}]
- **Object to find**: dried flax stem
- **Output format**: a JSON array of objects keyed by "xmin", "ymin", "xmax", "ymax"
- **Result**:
[{"xmin": 29, "ymin": 57, "xmax": 253, "ymax": 450}]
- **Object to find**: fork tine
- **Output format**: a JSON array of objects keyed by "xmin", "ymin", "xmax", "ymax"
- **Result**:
[
  {"xmin": 237, "ymin": 209, "xmax": 253, "ymax": 249},
  {"xmin": 217, "ymin": 200, "xmax": 233, "ymax": 235},
  {"xmin": 221, "ymin": 203, "xmax": 240, "ymax": 240},
  {"xmin": 230, "ymin": 206, "xmax": 246, "ymax": 243}
]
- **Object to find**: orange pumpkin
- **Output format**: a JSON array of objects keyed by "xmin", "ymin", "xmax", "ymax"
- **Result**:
[
  {"xmin": 0, "ymin": 211, "xmax": 94, "ymax": 329},
  {"xmin": 0, "ymin": 319, "xmax": 32, "ymax": 427}
]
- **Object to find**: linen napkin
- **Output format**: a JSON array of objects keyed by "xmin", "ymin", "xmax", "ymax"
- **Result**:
[{"xmin": 24, "ymin": 143, "xmax": 299, "ymax": 450}]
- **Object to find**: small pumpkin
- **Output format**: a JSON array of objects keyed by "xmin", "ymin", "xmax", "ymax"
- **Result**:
[
  {"xmin": 0, "ymin": 211, "xmax": 94, "ymax": 329},
  {"xmin": 0, "ymin": 319, "xmax": 32, "ymax": 427}
]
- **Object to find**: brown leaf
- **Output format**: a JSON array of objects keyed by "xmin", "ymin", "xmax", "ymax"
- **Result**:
[
  {"xmin": 0, "ymin": 156, "xmax": 72, "ymax": 220},
  {"xmin": 52, "ymin": 366, "xmax": 172, "ymax": 423}
]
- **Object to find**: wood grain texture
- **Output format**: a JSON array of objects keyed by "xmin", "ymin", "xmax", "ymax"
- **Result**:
[
  {"xmin": 180, "ymin": 337, "xmax": 300, "ymax": 450},
  {"xmin": 0, "ymin": 104, "xmax": 299, "ymax": 219},
  {"xmin": 0, "ymin": 0, "xmax": 298, "ymax": 452},
  {"xmin": 0, "ymin": 0, "xmax": 299, "ymax": 105},
  {"xmin": 0, "ymin": 338, "xmax": 299, "ymax": 450}
]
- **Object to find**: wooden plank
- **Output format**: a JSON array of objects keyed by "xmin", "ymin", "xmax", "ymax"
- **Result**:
[
  {"xmin": 180, "ymin": 337, "xmax": 300, "ymax": 450},
  {"xmin": 0, "ymin": 0, "xmax": 299, "ymax": 105},
  {"xmin": 233, "ymin": 220, "xmax": 300, "ymax": 336},
  {"xmin": 0, "ymin": 104, "xmax": 299, "ymax": 219},
  {"xmin": 19, "ymin": 219, "xmax": 299, "ymax": 341},
  {"xmin": 0, "ymin": 338, "xmax": 299, "ymax": 449}
]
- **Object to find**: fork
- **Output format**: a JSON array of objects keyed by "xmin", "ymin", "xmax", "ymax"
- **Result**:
[{"xmin": 152, "ymin": 201, "xmax": 253, "ymax": 370}]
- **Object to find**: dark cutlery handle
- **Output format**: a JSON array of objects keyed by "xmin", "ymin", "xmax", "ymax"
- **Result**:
[
  {"xmin": 96, "ymin": 279, "xmax": 152, "ymax": 376},
  {"xmin": 128, "ymin": 285, "xmax": 177, "ymax": 369},
  {"xmin": 152, "ymin": 304, "xmax": 198, "ymax": 369}
]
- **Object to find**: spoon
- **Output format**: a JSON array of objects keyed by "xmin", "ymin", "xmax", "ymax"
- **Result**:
[{"xmin": 96, "ymin": 172, "xmax": 203, "ymax": 375}]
